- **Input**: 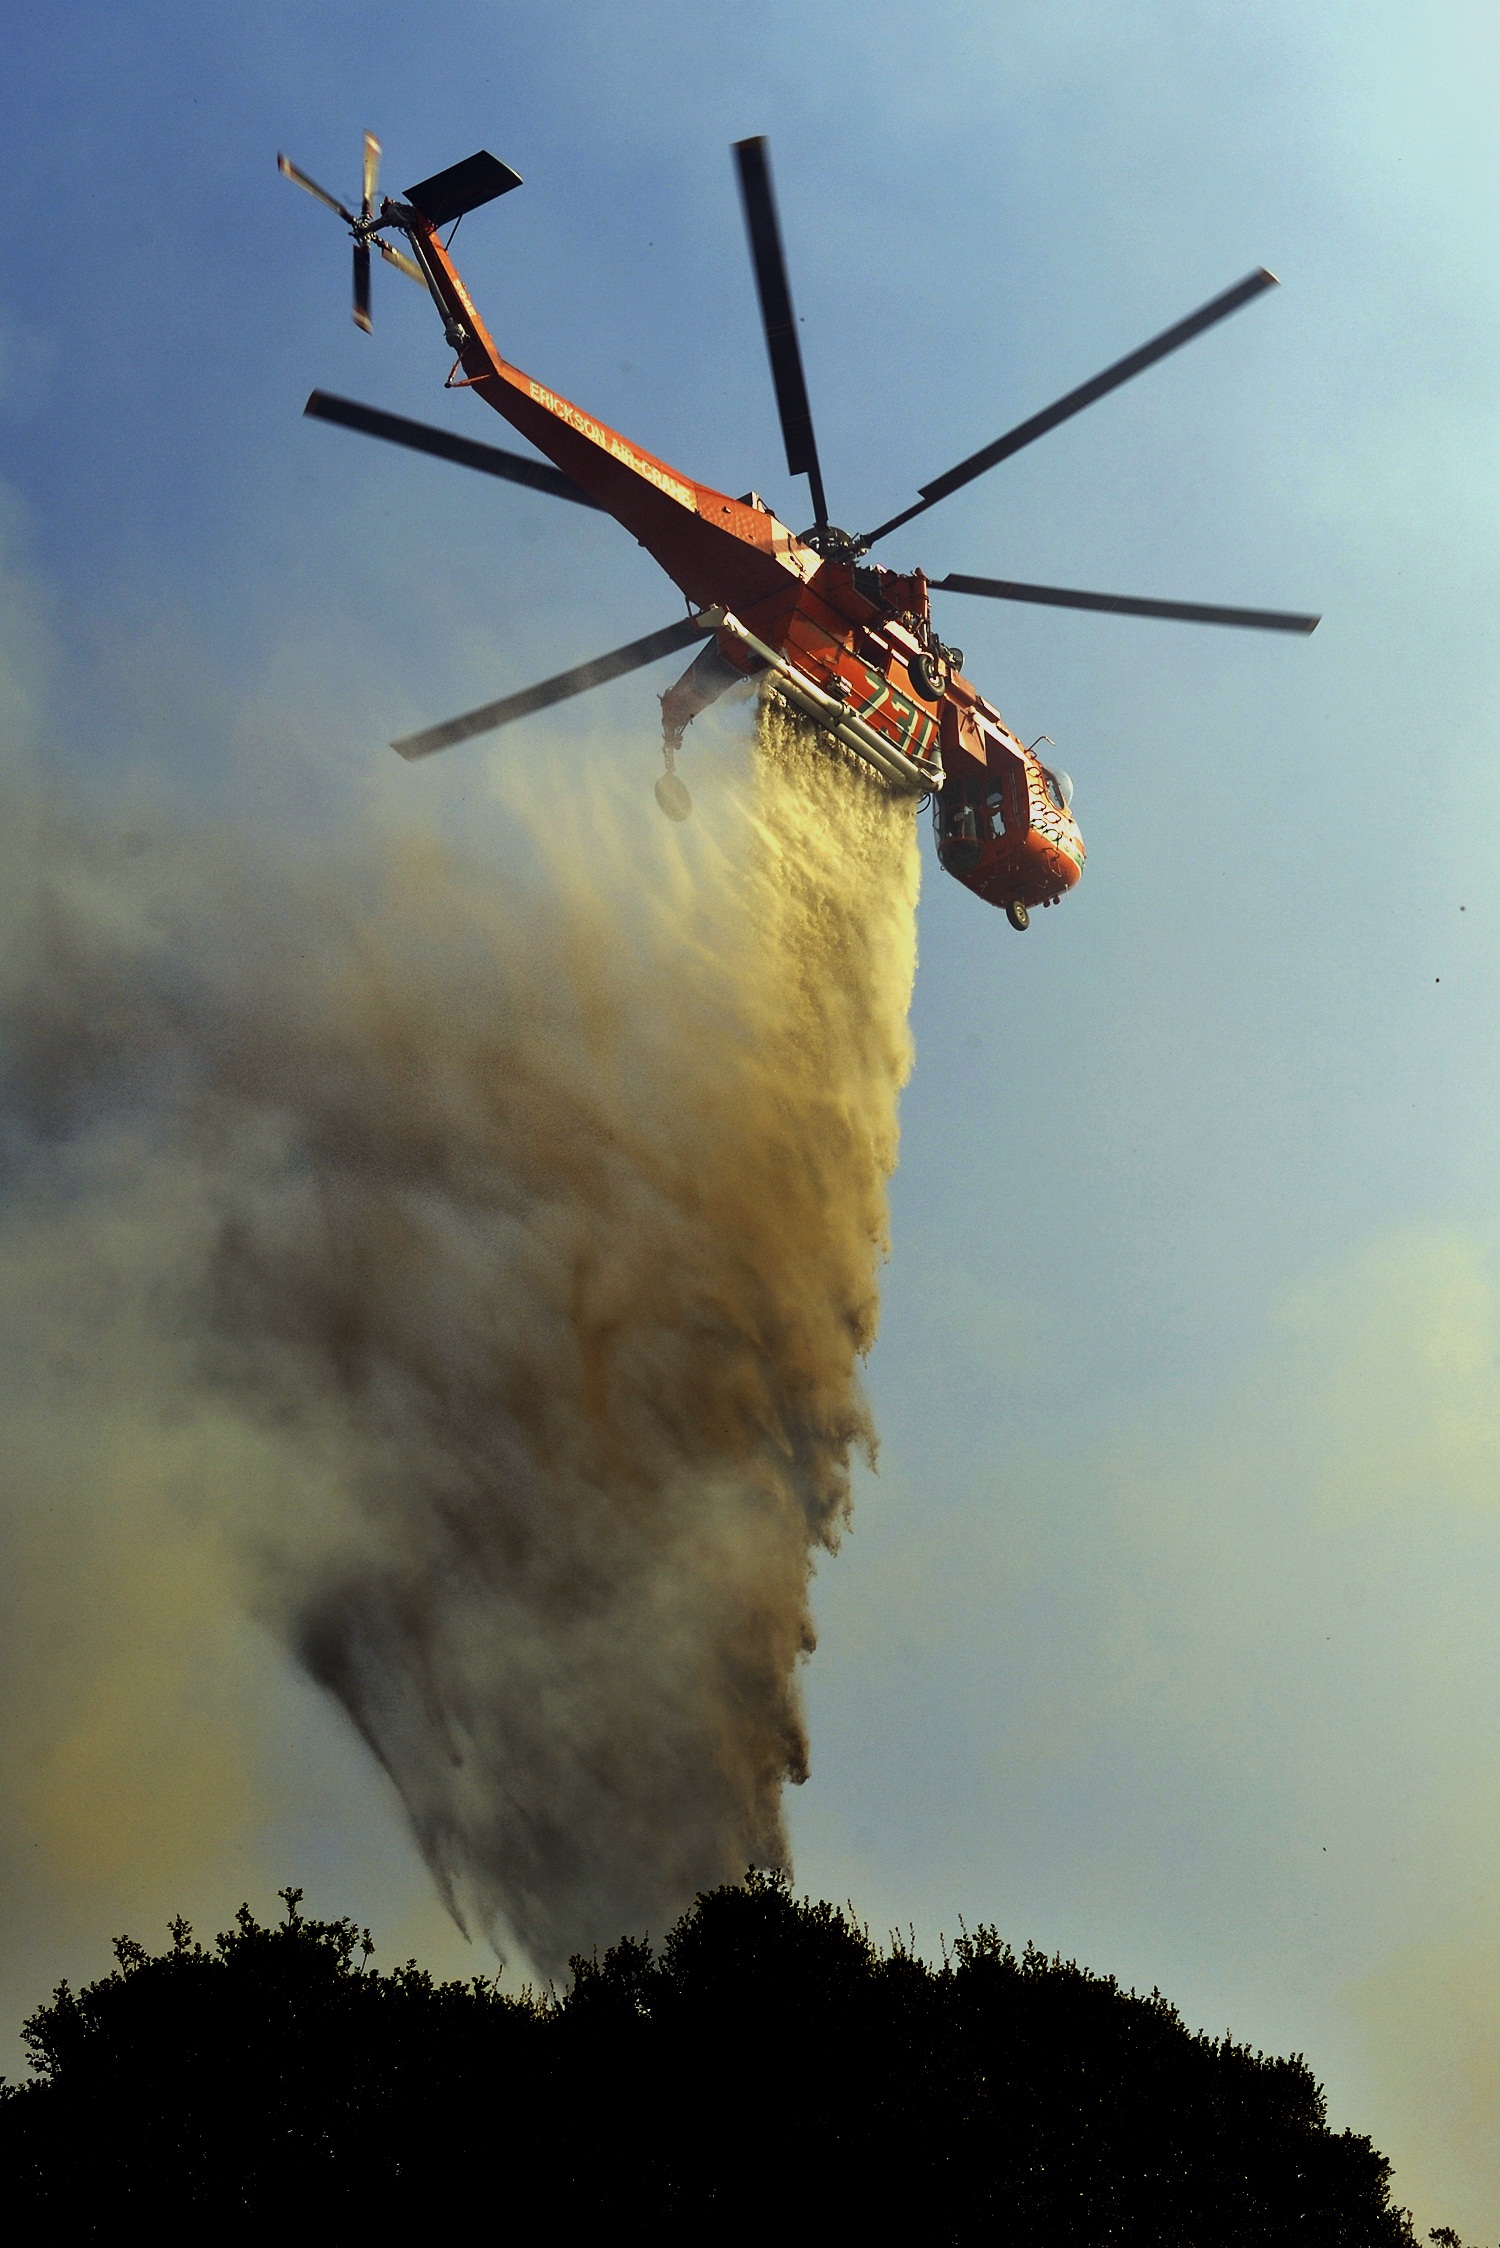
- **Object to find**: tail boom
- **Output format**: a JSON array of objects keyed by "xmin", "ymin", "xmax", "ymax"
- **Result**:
[{"xmin": 402, "ymin": 215, "xmax": 817, "ymax": 617}]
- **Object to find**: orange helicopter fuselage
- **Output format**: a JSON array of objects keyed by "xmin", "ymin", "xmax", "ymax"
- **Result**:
[{"xmin": 410, "ymin": 220, "xmax": 1084, "ymax": 915}]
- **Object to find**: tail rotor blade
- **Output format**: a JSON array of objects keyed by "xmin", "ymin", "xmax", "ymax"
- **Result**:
[
  {"xmin": 732, "ymin": 137, "xmax": 828, "ymax": 530},
  {"xmin": 379, "ymin": 240, "xmax": 426, "ymax": 285},
  {"xmin": 353, "ymin": 241, "xmax": 372, "ymax": 333},
  {"xmin": 391, "ymin": 616, "xmax": 714, "ymax": 760},
  {"xmin": 362, "ymin": 130, "xmax": 381, "ymax": 221},
  {"xmin": 278, "ymin": 152, "xmax": 354, "ymax": 225}
]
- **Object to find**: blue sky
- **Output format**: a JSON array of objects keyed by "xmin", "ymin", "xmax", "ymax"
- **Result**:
[{"xmin": 4, "ymin": 1, "xmax": 1500, "ymax": 2232}]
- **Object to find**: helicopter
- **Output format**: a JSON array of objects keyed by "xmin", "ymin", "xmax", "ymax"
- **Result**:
[{"xmin": 279, "ymin": 133, "xmax": 1319, "ymax": 930}]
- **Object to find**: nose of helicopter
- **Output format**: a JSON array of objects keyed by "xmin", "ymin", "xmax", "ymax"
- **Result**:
[{"xmin": 935, "ymin": 760, "xmax": 1084, "ymax": 921}]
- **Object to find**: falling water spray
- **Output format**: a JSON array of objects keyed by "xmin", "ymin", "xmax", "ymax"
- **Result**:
[{"xmin": 0, "ymin": 699, "xmax": 918, "ymax": 1973}]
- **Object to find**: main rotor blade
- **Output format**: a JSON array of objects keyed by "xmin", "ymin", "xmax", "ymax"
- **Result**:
[
  {"xmin": 392, "ymin": 617, "xmax": 715, "ymax": 760},
  {"xmin": 362, "ymin": 130, "xmax": 380, "ymax": 221},
  {"xmin": 732, "ymin": 137, "xmax": 829, "ymax": 530},
  {"xmin": 379, "ymin": 239, "xmax": 426, "ymax": 284},
  {"xmin": 352, "ymin": 241, "xmax": 372, "ymax": 333},
  {"xmin": 304, "ymin": 392, "xmax": 605, "ymax": 508},
  {"xmin": 864, "ymin": 269, "xmax": 1279, "ymax": 548},
  {"xmin": 934, "ymin": 572, "xmax": 1320, "ymax": 634},
  {"xmin": 277, "ymin": 152, "xmax": 354, "ymax": 225}
]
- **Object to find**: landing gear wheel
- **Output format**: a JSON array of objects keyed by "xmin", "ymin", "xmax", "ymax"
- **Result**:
[
  {"xmin": 909, "ymin": 648, "xmax": 949, "ymax": 703},
  {"xmin": 655, "ymin": 770, "xmax": 692, "ymax": 822},
  {"xmin": 1005, "ymin": 901, "xmax": 1030, "ymax": 932}
]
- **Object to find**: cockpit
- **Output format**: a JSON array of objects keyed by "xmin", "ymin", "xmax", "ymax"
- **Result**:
[
  {"xmin": 934, "ymin": 771, "xmax": 1007, "ymax": 874},
  {"xmin": 931, "ymin": 742, "xmax": 1084, "ymax": 925}
]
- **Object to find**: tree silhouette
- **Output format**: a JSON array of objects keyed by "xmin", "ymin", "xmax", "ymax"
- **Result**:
[{"xmin": 1, "ymin": 1874, "xmax": 1418, "ymax": 2242}]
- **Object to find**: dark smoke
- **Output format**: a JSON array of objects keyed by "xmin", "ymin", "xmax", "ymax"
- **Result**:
[{"xmin": 0, "ymin": 700, "xmax": 919, "ymax": 1972}]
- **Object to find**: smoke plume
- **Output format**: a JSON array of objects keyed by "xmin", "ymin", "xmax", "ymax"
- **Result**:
[{"xmin": 0, "ymin": 700, "xmax": 919, "ymax": 1972}]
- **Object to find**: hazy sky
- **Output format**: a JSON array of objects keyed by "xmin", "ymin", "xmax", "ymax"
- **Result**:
[{"xmin": 4, "ymin": 1, "xmax": 1500, "ymax": 2233}]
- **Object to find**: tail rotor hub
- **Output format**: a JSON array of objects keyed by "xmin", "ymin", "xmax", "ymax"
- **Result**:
[{"xmin": 278, "ymin": 130, "xmax": 429, "ymax": 333}]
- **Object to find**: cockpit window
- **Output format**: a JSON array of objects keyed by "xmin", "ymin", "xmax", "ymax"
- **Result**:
[{"xmin": 1041, "ymin": 767, "xmax": 1074, "ymax": 812}]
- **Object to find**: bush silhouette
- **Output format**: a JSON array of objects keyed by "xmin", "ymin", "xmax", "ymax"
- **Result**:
[{"xmin": 0, "ymin": 1874, "xmax": 1415, "ymax": 2242}]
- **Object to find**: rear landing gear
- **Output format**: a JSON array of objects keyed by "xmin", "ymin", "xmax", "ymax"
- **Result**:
[{"xmin": 1006, "ymin": 901, "xmax": 1030, "ymax": 932}]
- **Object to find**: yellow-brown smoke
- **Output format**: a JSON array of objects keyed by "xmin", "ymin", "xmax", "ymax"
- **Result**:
[{"xmin": 0, "ymin": 699, "xmax": 918, "ymax": 1972}]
